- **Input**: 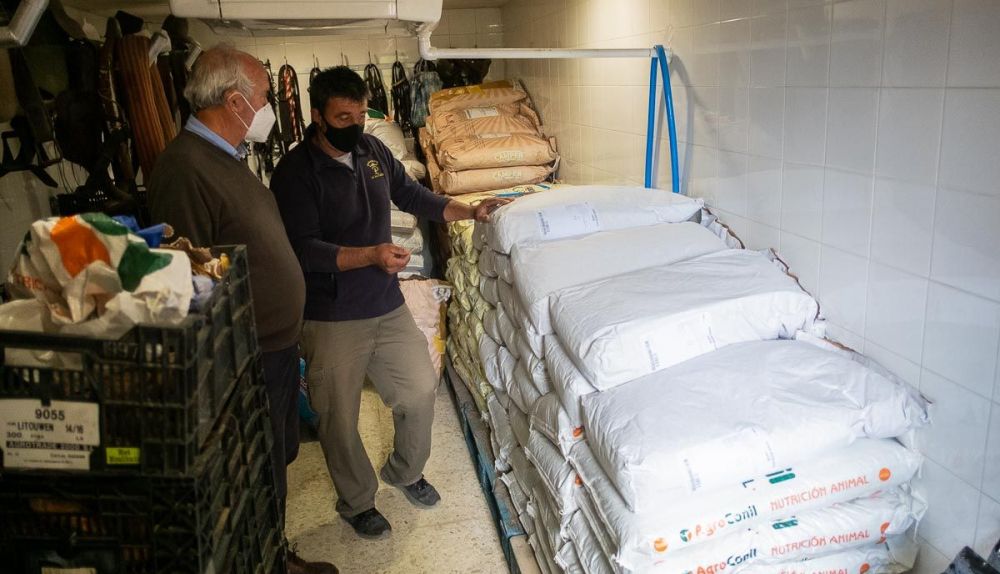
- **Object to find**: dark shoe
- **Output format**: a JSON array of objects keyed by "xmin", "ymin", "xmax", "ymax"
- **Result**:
[
  {"xmin": 343, "ymin": 508, "xmax": 392, "ymax": 539},
  {"xmin": 287, "ymin": 550, "xmax": 338, "ymax": 574},
  {"xmin": 381, "ymin": 469, "xmax": 441, "ymax": 508}
]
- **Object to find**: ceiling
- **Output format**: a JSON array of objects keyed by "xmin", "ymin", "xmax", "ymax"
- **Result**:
[{"xmin": 61, "ymin": 0, "xmax": 508, "ymax": 19}]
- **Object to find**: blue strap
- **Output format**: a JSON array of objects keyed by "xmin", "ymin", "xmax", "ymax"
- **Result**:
[
  {"xmin": 644, "ymin": 55, "xmax": 659, "ymax": 188},
  {"xmin": 644, "ymin": 45, "xmax": 681, "ymax": 194}
]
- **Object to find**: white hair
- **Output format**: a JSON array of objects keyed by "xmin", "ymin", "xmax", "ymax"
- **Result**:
[{"xmin": 184, "ymin": 44, "xmax": 257, "ymax": 112}]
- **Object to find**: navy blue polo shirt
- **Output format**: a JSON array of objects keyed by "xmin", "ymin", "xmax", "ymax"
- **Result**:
[{"xmin": 270, "ymin": 124, "xmax": 449, "ymax": 322}]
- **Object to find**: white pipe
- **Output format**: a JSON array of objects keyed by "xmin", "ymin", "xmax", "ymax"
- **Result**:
[
  {"xmin": 416, "ymin": 21, "xmax": 667, "ymax": 61},
  {"xmin": 0, "ymin": 0, "xmax": 49, "ymax": 48}
]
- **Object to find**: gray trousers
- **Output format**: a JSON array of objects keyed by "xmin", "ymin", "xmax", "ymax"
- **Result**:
[{"xmin": 302, "ymin": 304, "xmax": 439, "ymax": 518}]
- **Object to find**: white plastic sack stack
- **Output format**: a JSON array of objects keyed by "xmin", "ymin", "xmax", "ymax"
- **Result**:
[
  {"xmin": 511, "ymin": 221, "xmax": 728, "ymax": 335},
  {"xmin": 569, "ymin": 438, "xmax": 922, "ymax": 571},
  {"xmin": 485, "ymin": 185, "xmax": 703, "ymax": 254},
  {"xmin": 365, "ymin": 118, "xmax": 427, "ymax": 181},
  {"xmin": 551, "ymin": 249, "xmax": 820, "ymax": 389},
  {"xmin": 581, "ymin": 340, "xmax": 930, "ymax": 511}
]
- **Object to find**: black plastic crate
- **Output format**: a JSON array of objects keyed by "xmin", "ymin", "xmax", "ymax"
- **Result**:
[
  {"xmin": 0, "ymin": 367, "xmax": 284, "ymax": 574},
  {"xmin": 0, "ymin": 245, "xmax": 257, "ymax": 476}
]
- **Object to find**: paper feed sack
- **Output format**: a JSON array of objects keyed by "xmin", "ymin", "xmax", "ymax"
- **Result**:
[
  {"xmin": 551, "ymin": 249, "xmax": 820, "ymax": 389},
  {"xmin": 581, "ymin": 340, "xmax": 930, "ymax": 511}
]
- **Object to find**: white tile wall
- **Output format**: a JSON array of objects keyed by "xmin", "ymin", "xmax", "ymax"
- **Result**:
[{"xmin": 497, "ymin": 0, "xmax": 1000, "ymax": 564}]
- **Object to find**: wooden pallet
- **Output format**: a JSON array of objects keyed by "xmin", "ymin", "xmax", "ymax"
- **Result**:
[{"xmin": 444, "ymin": 358, "xmax": 535, "ymax": 574}]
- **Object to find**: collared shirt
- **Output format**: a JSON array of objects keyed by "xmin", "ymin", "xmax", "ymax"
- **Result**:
[
  {"xmin": 184, "ymin": 116, "xmax": 247, "ymax": 160},
  {"xmin": 269, "ymin": 124, "xmax": 450, "ymax": 322}
]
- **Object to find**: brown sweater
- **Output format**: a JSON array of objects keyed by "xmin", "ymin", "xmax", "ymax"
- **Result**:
[{"xmin": 147, "ymin": 130, "xmax": 305, "ymax": 353}]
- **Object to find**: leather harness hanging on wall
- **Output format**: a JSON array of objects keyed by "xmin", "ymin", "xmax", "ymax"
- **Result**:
[
  {"xmin": 252, "ymin": 58, "xmax": 283, "ymax": 180},
  {"xmin": 364, "ymin": 62, "xmax": 389, "ymax": 116},
  {"xmin": 1, "ymin": 48, "xmax": 60, "ymax": 187},
  {"xmin": 276, "ymin": 63, "xmax": 305, "ymax": 146},
  {"xmin": 391, "ymin": 60, "xmax": 412, "ymax": 134}
]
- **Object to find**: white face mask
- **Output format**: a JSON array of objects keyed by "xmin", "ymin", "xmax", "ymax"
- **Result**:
[{"xmin": 233, "ymin": 93, "xmax": 276, "ymax": 143}]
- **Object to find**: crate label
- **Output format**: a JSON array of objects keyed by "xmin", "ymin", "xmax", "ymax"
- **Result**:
[
  {"xmin": 106, "ymin": 446, "xmax": 140, "ymax": 465},
  {"xmin": 42, "ymin": 569, "xmax": 97, "ymax": 574},
  {"xmin": 0, "ymin": 399, "xmax": 99, "ymax": 471}
]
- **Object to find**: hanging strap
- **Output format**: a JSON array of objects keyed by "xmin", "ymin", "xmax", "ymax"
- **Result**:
[
  {"xmin": 364, "ymin": 63, "xmax": 389, "ymax": 116},
  {"xmin": 644, "ymin": 44, "xmax": 680, "ymax": 194},
  {"xmin": 391, "ymin": 61, "xmax": 412, "ymax": 133}
]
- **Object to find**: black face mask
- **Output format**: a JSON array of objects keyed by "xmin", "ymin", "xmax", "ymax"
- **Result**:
[{"xmin": 322, "ymin": 121, "xmax": 363, "ymax": 153}]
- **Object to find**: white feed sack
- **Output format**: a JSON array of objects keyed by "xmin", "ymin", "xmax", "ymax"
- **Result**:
[
  {"xmin": 478, "ymin": 334, "xmax": 506, "ymax": 395},
  {"xmin": 738, "ymin": 538, "xmax": 917, "ymax": 574},
  {"xmin": 365, "ymin": 119, "xmax": 427, "ymax": 181},
  {"xmin": 481, "ymin": 276, "xmax": 501, "ymax": 306},
  {"xmin": 544, "ymin": 335, "xmax": 598, "ymax": 434},
  {"xmin": 569, "ymin": 438, "xmax": 922, "ymax": 571},
  {"xmin": 511, "ymin": 221, "xmax": 728, "ymax": 335},
  {"xmin": 525, "ymin": 429, "xmax": 579, "ymax": 516},
  {"xmin": 551, "ymin": 249, "xmax": 820, "ymax": 389},
  {"xmin": 651, "ymin": 488, "xmax": 922, "ymax": 574},
  {"xmin": 509, "ymin": 401, "xmax": 532, "ymax": 449},
  {"xmin": 573, "ymin": 476, "xmax": 624, "ymax": 568},
  {"xmin": 390, "ymin": 209, "xmax": 418, "ymax": 234},
  {"xmin": 521, "ymin": 341, "xmax": 552, "ymax": 396},
  {"xmin": 497, "ymin": 304, "xmax": 520, "ymax": 359},
  {"xmin": 581, "ymin": 340, "xmax": 931, "ymax": 511},
  {"xmin": 530, "ymin": 478, "xmax": 574, "ymax": 557},
  {"xmin": 485, "ymin": 185, "xmax": 703, "ymax": 254},
  {"xmin": 508, "ymin": 442, "xmax": 539, "ymax": 494},
  {"xmin": 483, "ymin": 304, "xmax": 502, "ymax": 342},
  {"xmin": 487, "ymin": 392, "xmax": 517, "ymax": 467},
  {"xmin": 501, "ymin": 470, "xmax": 530, "ymax": 517},
  {"xmin": 531, "ymin": 392, "xmax": 584, "ymax": 456},
  {"xmin": 494, "ymin": 251, "xmax": 514, "ymax": 283},
  {"xmin": 478, "ymin": 247, "xmax": 499, "ymax": 278},
  {"xmin": 568, "ymin": 512, "xmax": 618, "ymax": 574},
  {"xmin": 556, "ymin": 541, "xmax": 586, "ymax": 574}
]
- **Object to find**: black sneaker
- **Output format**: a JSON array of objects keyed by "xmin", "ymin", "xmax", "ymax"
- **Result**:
[
  {"xmin": 343, "ymin": 508, "xmax": 391, "ymax": 539},
  {"xmin": 382, "ymin": 469, "xmax": 441, "ymax": 508}
]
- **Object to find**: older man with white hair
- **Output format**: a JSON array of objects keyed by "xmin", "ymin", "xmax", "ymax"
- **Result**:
[{"xmin": 148, "ymin": 45, "xmax": 337, "ymax": 574}]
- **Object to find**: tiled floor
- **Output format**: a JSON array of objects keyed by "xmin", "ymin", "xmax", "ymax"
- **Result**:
[{"xmin": 285, "ymin": 384, "xmax": 508, "ymax": 574}]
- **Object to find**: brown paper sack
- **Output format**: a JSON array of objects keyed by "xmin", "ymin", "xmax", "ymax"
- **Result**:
[
  {"xmin": 439, "ymin": 165, "xmax": 553, "ymax": 195},
  {"xmin": 428, "ymin": 103, "xmax": 541, "ymax": 137},
  {"xmin": 434, "ymin": 114, "xmax": 542, "ymax": 148},
  {"xmin": 437, "ymin": 133, "xmax": 557, "ymax": 171},
  {"xmin": 428, "ymin": 80, "xmax": 526, "ymax": 113}
]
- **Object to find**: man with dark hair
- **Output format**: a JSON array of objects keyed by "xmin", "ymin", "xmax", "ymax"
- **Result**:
[
  {"xmin": 269, "ymin": 66, "xmax": 508, "ymax": 539},
  {"xmin": 148, "ymin": 45, "xmax": 336, "ymax": 574}
]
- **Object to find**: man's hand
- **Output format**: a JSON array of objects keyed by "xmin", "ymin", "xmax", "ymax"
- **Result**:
[
  {"xmin": 473, "ymin": 197, "xmax": 513, "ymax": 222},
  {"xmin": 369, "ymin": 243, "xmax": 411, "ymax": 274}
]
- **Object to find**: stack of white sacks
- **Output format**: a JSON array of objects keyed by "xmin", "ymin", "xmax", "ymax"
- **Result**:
[
  {"xmin": 466, "ymin": 185, "xmax": 930, "ymax": 574},
  {"xmin": 443, "ymin": 186, "xmax": 551, "ymax": 414},
  {"xmin": 391, "ymin": 209, "xmax": 428, "ymax": 278}
]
